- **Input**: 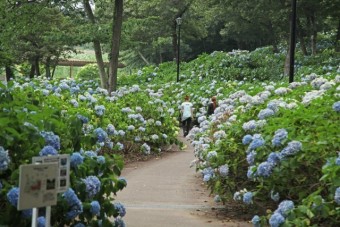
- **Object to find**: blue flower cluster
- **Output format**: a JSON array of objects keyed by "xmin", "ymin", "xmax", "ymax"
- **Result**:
[
  {"xmin": 74, "ymin": 223, "xmax": 85, "ymax": 227},
  {"xmin": 82, "ymin": 176, "xmax": 101, "ymax": 198},
  {"xmin": 107, "ymin": 124, "xmax": 116, "ymax": 135},
  {"xmin": 7, "ymin": 187, "xmax": 19, "ymax": 206},
  {"xmin": 70, "ymin": 152, "xmax": 84, "ymax": 168},
  {"xmin": 63, "ymin": 188, "xmax": 83, "ymax": 220},
  {"xmin": 242, "ymin": 134, "xmax": 253, "ymax": 145},
  {"xmin": 272, "ymin": 129, "xmax": 288, "ymax": 147},
  {"xmin": 257, "ymin": 161, "xmax": 273, "ymax": 177},
  {"xmin": 258, "ymin": 108, "xmax": 275, "ymax": 120},
  {"xmin": 141, "ymin": 143, "xmax": 151, "ymax": 155},
  {"xmin": 246, "ymin": 151, "xmax": 256, "ymax": 165},
  {"xmin": 251, "ymin": 215, "xmax": 260, "ymax": 227},
  {"xmin": 114, "ymin": 202, "xmax": 126, "ymax": 217},
  {"xmin": 94, "ymin": 128, "xmax": 108, "ymax": 143},
  {"xmin": 333, "ymin": 101, "xmax": 340, "ymax": 112},
  {"xmin": 280, "ymin": 141, "xmax": 302, "ymax": 158},
  {"xmin": 37, "ymin": 216, "xmax": 45, "ymax": 227},
  {"xmin": 276, "ymin": 200, "xmax": 294, "ymax": 215},
  {"xmin": 207, "ymin": 151, "xmax": 217, "ymax": 160},
  {"xmin": 95, "ymin": 105, "xmax": 106, "ymax": 116},
  {"xmin": 0, "ymin": 146, "xmax": 10, "ymax": 171},
  {"xmin": 335, "ymin": 187, "xmax": 340, "ymax": 205},
  {"xmin": 202, "ymin": 167, "xmax": 214, "ymax": 182},
  {"xmin": 90, "ymin": 200, "xmax": 101, "ymax": 216},
  {"xmin": 77, "ymin": 114, "xmax": 89, "ymax": 124},
  {"xmin": 97, "ymin": 156, "xmax": 106, "ymax": 164},
  {"xmin": 248, "ymin": 134, "xmax": 265, "ymax": 151},
  {"xmin": 218, "ymin": 164, "xmax": 229, "ymax": 177},
  {"xmin": 40, "ymin": 131, "xmax": 60, "ymax": 150},
  {"xmin": 114, "ymin": 218, "xmax": 126, "ymax": 227},
  {"xmin": 243, "ymin": 192, "xmax": 253, "ymax": 204},
  {"xmin": 269, "ymin": 212, "xmax": 285, "ymax": 227},
  {"xmin": 39, "ymin": 145, "xmax": 58, "ymax": 156}
]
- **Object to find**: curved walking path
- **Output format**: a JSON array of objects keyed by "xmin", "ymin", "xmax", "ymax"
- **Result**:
[{"xmin": 116, "ymin": 135, "xmax": 252, "ymax": 227}]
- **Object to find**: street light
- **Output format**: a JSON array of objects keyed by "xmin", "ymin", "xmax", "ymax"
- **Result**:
[
  {"xmin": 288, "ymin": 0, "xmax": 297, "ymax": 83},
  {"xmin": 176, "ymin": 17, "xmax": 182, "ymax": 82}
]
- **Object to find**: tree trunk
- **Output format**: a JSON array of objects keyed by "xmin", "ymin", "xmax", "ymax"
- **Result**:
[
  {"xmin": 83, "ymin": 0, "xmax": 108, "ymax": 89},
  {"xmin": 108, "ymin": 0, "xmax": 123, "ymax": 93},
  {"xmin": 35, "ymin": 56, "xmax": 40, "ymax": 76},
  {"xmin": 297, "ymin": 18, "xmax": 308, "ymax": 55},
  {"xmin": 309, "ymin": 14, "xmax": 317, "ymax": 55},
  {"xmin": 336, "ymin": 19, "xmax": 340, "ymax": 52},
  {"xmin": 29, "ymin": 61, "xmax": 35, "ymax": 78},
  {"xmin": 5, "ymin": 66, "xmax": 14, "ymax": 82},
  {"xmin": 45, "ymin": 56, "xmax": 51, "ymax": 78}
]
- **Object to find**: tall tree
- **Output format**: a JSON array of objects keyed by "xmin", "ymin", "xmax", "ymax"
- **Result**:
[{"xmin": 108, "ymin": 0, "xmax": 123, "ymax": 93}]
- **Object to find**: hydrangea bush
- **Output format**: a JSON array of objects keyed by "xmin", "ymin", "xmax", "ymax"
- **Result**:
[{"xmin": 0, "ymin": 77, "xmax": 180, "ymax": 226}]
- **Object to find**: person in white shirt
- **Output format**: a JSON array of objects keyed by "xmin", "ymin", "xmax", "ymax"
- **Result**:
[{"xmin": 180, "ymin": 95, "xmax": 193, "ymax": 137}]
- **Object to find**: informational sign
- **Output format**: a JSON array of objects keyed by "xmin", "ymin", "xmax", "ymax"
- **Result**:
[
  {"xmin": 18, "ymin": 163, "xmax": 58, "ymax": 210},
  {"xmin": 32, "ymin": 154, "xmax": 70, "ymax": 193}
]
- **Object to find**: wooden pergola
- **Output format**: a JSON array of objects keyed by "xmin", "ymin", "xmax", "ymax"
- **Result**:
[{"xmin": 57, "ymin": 60, "xmax": 125, "ymax": 77}]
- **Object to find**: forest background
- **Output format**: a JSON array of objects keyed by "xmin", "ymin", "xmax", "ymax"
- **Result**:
[{"xmin": 0, "ymin": 0, "xmax": 339, "ymax": 89}]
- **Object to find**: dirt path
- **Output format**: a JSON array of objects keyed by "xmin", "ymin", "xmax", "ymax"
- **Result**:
[{"xmin": 116, "ymin": 135, "xmax": 252, "ymax": 227}]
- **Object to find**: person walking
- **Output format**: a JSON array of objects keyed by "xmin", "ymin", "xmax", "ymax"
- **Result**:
[
  {"xmin": 207, "ymin": 96, "xmax": 217, "ymax": 116},
  {"xmin": 180, "ymin": 95, "xmax": 193, "ymax": 137}
]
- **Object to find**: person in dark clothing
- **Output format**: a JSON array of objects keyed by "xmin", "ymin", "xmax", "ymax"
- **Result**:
[{"xmin": 207, "ymin": 96, "xmax": 217, "ymax": 116}]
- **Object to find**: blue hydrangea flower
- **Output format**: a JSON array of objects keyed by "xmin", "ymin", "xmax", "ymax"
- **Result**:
[
  {"xmin": 242, "ymin": 134, "xmax": 253, "ymax": 145},
  {"xmin": 37, "ymin": 216, "xmax": 45, "ymax": 227},
  {"xmin": 251, "ymin": 215, "xmax": 261, "ymax": 227},
  {"xmin": 333, "ymin": 101, "xmax": 340, "ymax": 112},
  {"xmin": 114, "ymin": 202, "xmax": 126, "ymax": 217},
  {"xmin": 275, "ymin": 200, "xmax": 294, "ymax": 216},
  {"xmin": 94, "ymin": 128, "xmax": 108, "ymax": 143},
  {"xmin": 257, "ymin": 161, "xmax": 274, "ymax": 177},
  {"xmin": 114, "ymin": 218, "xmax": 126, "ymax": 227},
  {"xmin": 77, "ymin": 114, "xmax": 89, "ymax": 124},
  {"xmin": 84, "ymin": 150, "xmax": 97, "ymax": 158},
  {"xmin": 127, "ymin": 125, "xmax": 135, "ymax": 131},
  {"xmin": 94, "ymin": 105, "xmax": 106, "ymax": 116},
  {"xmin": 335, "ymin": 187, "xmax": 340, "ymax": 205},
  {"xmin": 207, "ymin": 151, "xmax": 218, "ymax": 160},
  {"xmin": 97, "ymin": 156, "xmax": 105, "ymax": 164},
  {"xmin": 63, "ymin": 188, "xmax": 83, "ymax": 220},
  {"xmin": 82, "ymin": 176, "xmax": 101, "ymax": 198},
  {"xmin": 0, "ymin": 146, "xmax": 10, "ymax": 171},
  {"xmin": 269, "ymin": 212, "xmax": 285, "ymax": 227},
  {"xmin": 90, "ymin": 200, "xmax": 101, "ymax": 216},
  {"xmin": 258, "ymin": 108, "xmax": 275, "ymax": 120},
  {"xmin": 271, "ymin": 190, "xmax": 280, "ymax": 202},
  {"xmin": 70, "ymin": 152, "xmax": 84, "ymax": 168},
  {"xmin": 218, "ymin": 164, "xmax": 229, "ymax": 177},
  {"xmin": 246, "ymin": 151, "xmax": 256, "ymax": 165},
  {"xmin": 141, "ymin": 143, "xmax": 151, "ymax": 155},
  {"xmin": 247, "ymin": 166, "xmax": 256, "ymax": 179},
  {"xmin": 39, "ymin": 145, "xmax": 58, "ymax": 156},
  {"xmin": 267, "ymin": 152, "xmax": 280, "ymax": 165},
  {"xmin": 7, "ymin": 187, "xmax": 19, "ymax": 206},
  {"xmin": 272, "ymin": 129, "xmax": 288, "ymax": 147},
  {"xmin": 107, "ymin": 124, "xmax": 116, "ymax": 135},
  {"xmin": 280, "ymin": 141, "xmax": 302, "ymax": 158},
  {"xmin": 40, "ymin": 131, "xmax": 60, "ymax": 150},
  {"xmin": 248, "ymin": 134, "xmax": 265, "ymax": 150},
  {"xmin": 202, "ymin": 167, "xmax": 214, "ymax": 182},
  {"xmin": 243, "ymin": 192, "xmax": 253, "ymax": 204}
]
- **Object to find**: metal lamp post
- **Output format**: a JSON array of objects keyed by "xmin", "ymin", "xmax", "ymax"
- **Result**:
[
  {"xmin": 176, "ymin": 17, "xmax": 182, "ymax": 82},
  {"xmin": 289, "ymin": 0, "xmax": 297, "ymax": 83}
]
